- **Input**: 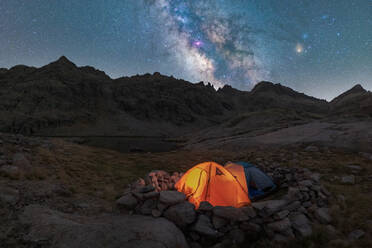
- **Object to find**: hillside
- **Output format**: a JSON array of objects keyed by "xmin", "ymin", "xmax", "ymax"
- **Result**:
[{"xmin": 0, "ymin": 57, "xmax": 371, "ymax": 152}]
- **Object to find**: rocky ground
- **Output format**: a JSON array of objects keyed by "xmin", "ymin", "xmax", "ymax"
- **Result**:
[
  {"xmin": 117, "ymin": 165, "xmax": 333, "ymax": 248},
  {"xmin": 1, "ymin": 133, "xmax": 372, "ymax": 247}
]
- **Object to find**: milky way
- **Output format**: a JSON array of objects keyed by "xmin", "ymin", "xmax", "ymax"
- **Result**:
[
  {"xmin": 145, "ymin": 0, "xmax": 269, "ymax": 89},
  {"xmin": 0, "ymin": 0, "xmax": 371, "ymax": 100}
]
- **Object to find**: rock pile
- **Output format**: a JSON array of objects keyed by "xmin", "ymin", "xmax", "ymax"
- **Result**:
[
  {"xmin": 117, "ymin": 166, "xmax": 333, "ymax": 247},
  {"xmin": 146, "ymin": 170, "xmax": 184, "ymax": 192}
]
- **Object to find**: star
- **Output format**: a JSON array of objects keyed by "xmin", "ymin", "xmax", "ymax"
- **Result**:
[
  {"xmin": 295, "ymin": 43, "xmax": 304, "ymax": 54},
  {"xmin": 192, "ymin": 40, "xmax": 203, "ymax": 48}
]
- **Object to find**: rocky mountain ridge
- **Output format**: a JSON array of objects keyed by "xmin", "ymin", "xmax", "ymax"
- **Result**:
[{"xmin": 0, "ymin": 56, "xmax": 371, "ymax": 152}]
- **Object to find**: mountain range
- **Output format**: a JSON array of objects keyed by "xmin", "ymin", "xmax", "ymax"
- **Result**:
[{"xmin": 1, "ymin": 56, "xmax": 371, "ymax": 151}]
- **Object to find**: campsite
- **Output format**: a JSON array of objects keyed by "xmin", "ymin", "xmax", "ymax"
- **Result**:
[
  {"xmin": 1, "ymin": 132, "xmax": 372, "ymax": 247},
  {"xmin": 1, "ymin": 1, "xmax": 372, "ymax": 247}
]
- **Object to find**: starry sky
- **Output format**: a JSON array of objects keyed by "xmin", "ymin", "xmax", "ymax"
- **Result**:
[{"xmin": 0, "ymin": 0, "xmax": 371, "ymax": 100}]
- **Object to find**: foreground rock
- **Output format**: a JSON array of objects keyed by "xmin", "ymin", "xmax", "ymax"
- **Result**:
[
  {"xmin": 118, "ymin": 166, "xmax": 333, "ymax": 247},
  {"xmin": 20, "ymin": 204, "xmax": 189, "ymax": 248}
]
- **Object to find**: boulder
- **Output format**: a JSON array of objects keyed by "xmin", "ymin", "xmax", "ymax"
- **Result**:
[
  {"xmin": 228, "ymin": 229, "xmax": 245, "ymax": 244},
  {"xmin": 213, "ymin": 206, "xmax": 240, "ymax": 221},
  {"xmin": 20, "ymin": 205, "xmax": 189, "ymax": 248},
  {"xmin": 262, "ymin": 200, "xmax": 288, "ymax": 216},
  {"xmin": 212, "ymin": 206, "xmax": 252, "ymax": 222},
  {"xmin": 152, "ymin": 209, "xmax": 162, "ymax": 218},
  {"xmin": 274, "ymin": 210, "xmax": 289, "ymax": 220},
  {"xmin": 240, "ymin": 206, "xmax": 257, "ymax": 219},
  {"xmin": 140, "ymin": 198, "xmax": 157, "ymax": 215},
  {"xmin": 116, "ymin": 193, "xmax": 137, "ymax": 210},
  {"xmin": 305, "ymin": 146, "xmax": 319, "ymax": 152},
  {"xmin": 315, "ymin": 208, "xmax": 332, "ymax": 224},
  {"xmin": 266, "ymin": 218, "xmax": 292, "ymax": 233},
  {"xmin": 290, "ymin": 213, "xmax": 312, "ymax": 237},
  {"xmin": 340, "ymin": 175, "xmax": 355, "ymax": 185},
  {"xmin": 310, "ymin": 173, "xmax": 321, "ymax": 182},
  {"xmin": 164, "ymin": 201, "xmax": 196, "ymax": 227},
  {"xmin": 159, "ymin": 191, "xmax": 186, "ymax": 206},
  {"xmin": 239, "ymin": 222, "xmax": 262, "ymax": 233},
  {"xmin": 348, "ymin": 229, "xmax": 365, "ymax": 240},
  {"xmin": 284, "ymin": 201, "xmax": 301, "ymax": 212},
  {"xmin": 191, "ymin": 215, "xmax": 221, "ymax": 238},
  {"xmin": 212, "ymin": 215, "xmax": 228, "ymax": 229},
  {"xmin": 285, "ymin": 187, "xmax": 301, "ymax": 202},
  {"xmin": 138, "ymin": 185, "xmax": 155, "ymax": 193},
  {"xmin": 143, "ymin": 191, "xmax": 160, "ymax": 199},
  {"xmin": 299, "ymin": 180, "xmax": 313, "ymax": 187},
  {"xmin": 345, "ymin": 165, "xmax": 362, "ymax": 171}
]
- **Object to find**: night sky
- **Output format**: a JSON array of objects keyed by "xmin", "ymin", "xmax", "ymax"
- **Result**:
[{"xmin": 0, "ymin": 0, "xmax": 371, "ymax": 100}]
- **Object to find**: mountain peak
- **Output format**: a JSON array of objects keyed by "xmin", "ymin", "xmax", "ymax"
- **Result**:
[
  {"xmin": 217, "ymin": 84, "xmax": 241, "ymax": 95},
  {"xmin": 40, "ymin": 56, "xmax": 78, "ymax": 73},
  {"xmin": 349, "ymin": 84, "xmax": 366, "ymax": 93},
  {"xmin": 331, "ymin": 84, "xmax": 367, "ymax": 103},
  {"xmin": 54, "ymin": 56, "xmax": 76, "ymax": 66},
  {"xmin": 251, "ymin": 81, "xmax": 289, "ymax": 94}
]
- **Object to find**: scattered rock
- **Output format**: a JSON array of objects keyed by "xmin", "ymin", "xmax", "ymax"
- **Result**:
[
  {"xmin": 20, "ymin": 204, "xmax": 189, "ymax": 248},
  {"xmin": 267, "ymin": 218, "xmax": 292, "ymax": 233},
  {"xmin": 262, "ymin": 200, "xmax": 288, "ymax": 216},
  {"xmin": 274, "ymin": 210, "xmax": 289, "ymax": 220},
  {"xmin": 305, "ymin": 146, "xmax": 319, "ymax": 152},
  {"xmin": 159, "ymin": 191, "xmax": 186, "ymax": 206},
  {"xmin": 340, "ymin": 175, "xmax": 355, "ymax": 185},
  {"xmin": 290, "ymin": 214, "xmax": 312, "ymax": 237},
  {"xmin": 240, "ymin": 206, "xmax": 256, "ymax": 219},
  {"xmin": 348, "ymin": 229, "xmax": 365, "ymax": 240},
  {"xmin": 228, "ymin": 229, "xmax": 245, "ymax": 244},
  {"xmin": 213, "ymin": 206, "xmax": 243, "ymax": 221},
  {"xmin": 310, "ymin": 173, "xmax": 321, "ymax": 182},
  {"xmin": 138, "ymin": 185, "xmax": 155, "ymax": 193},
  {"xmin": 116, "ymin": 193, "xmax": 137, "ymax": 210},
  {"xmin": 240, "ymin": 222, "xmax": 261, "ymax": 233},
  {"xmin": 164, "ymin": 201, "xmax": 196, "ymax": 227},
  {"xmin": 360, "ymin": 152, "xmax": 372, "ymax": 161},
  {"xmin": 110, "ymin": 164, "xmax": 333, "ymax": 247},
  {"xmin": 152, "ymin": 209, "xmax": 162, "ymax": 218},
  {"xmin": 285, "ymin": 201, "xmax": 301, "ymax": 212},
  {"xmin": 192, "ymin": 215, "xmax": 221, "ymax": 238},
  {"xmin": 315, "ymin": 208, "xmax": 332, "ymax": 224},
  {"xmin": 345, "ymin": 165, "xmax": 362, "ymax": 171},
  {"xmin": 212, "ymin": 215, "xmax": 229, "ymax": 229},
  {"xmin": 299, "ymin": 180, "xmax": 313, "ymax": 187},
  {"xmin": 143, "ymin": 191, "xmax": 160, "ymax": 199},
  {"xmin": 140, "ymin": 198, "xmax": 157, "ymax": 215}
]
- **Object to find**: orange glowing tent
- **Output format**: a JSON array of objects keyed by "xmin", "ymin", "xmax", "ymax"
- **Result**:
[{"xmin": 175, "ymin": 162, "xmax": 251, "ymax": 208}]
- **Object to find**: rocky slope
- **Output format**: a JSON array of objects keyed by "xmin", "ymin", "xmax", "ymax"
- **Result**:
[{"xmin": 0, "ymin": 56, "xmax": 371, "ymax": 152}]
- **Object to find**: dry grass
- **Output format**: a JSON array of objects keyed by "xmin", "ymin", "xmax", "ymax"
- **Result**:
[{"xmin": 2, "ymin": 138, "xmax": 372, "ymax": 246}]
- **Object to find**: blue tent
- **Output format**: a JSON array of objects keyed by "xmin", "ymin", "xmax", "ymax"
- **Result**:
[{"xmin": 226, "ymin": 161, "xmax": 276, "ymax": 200}]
